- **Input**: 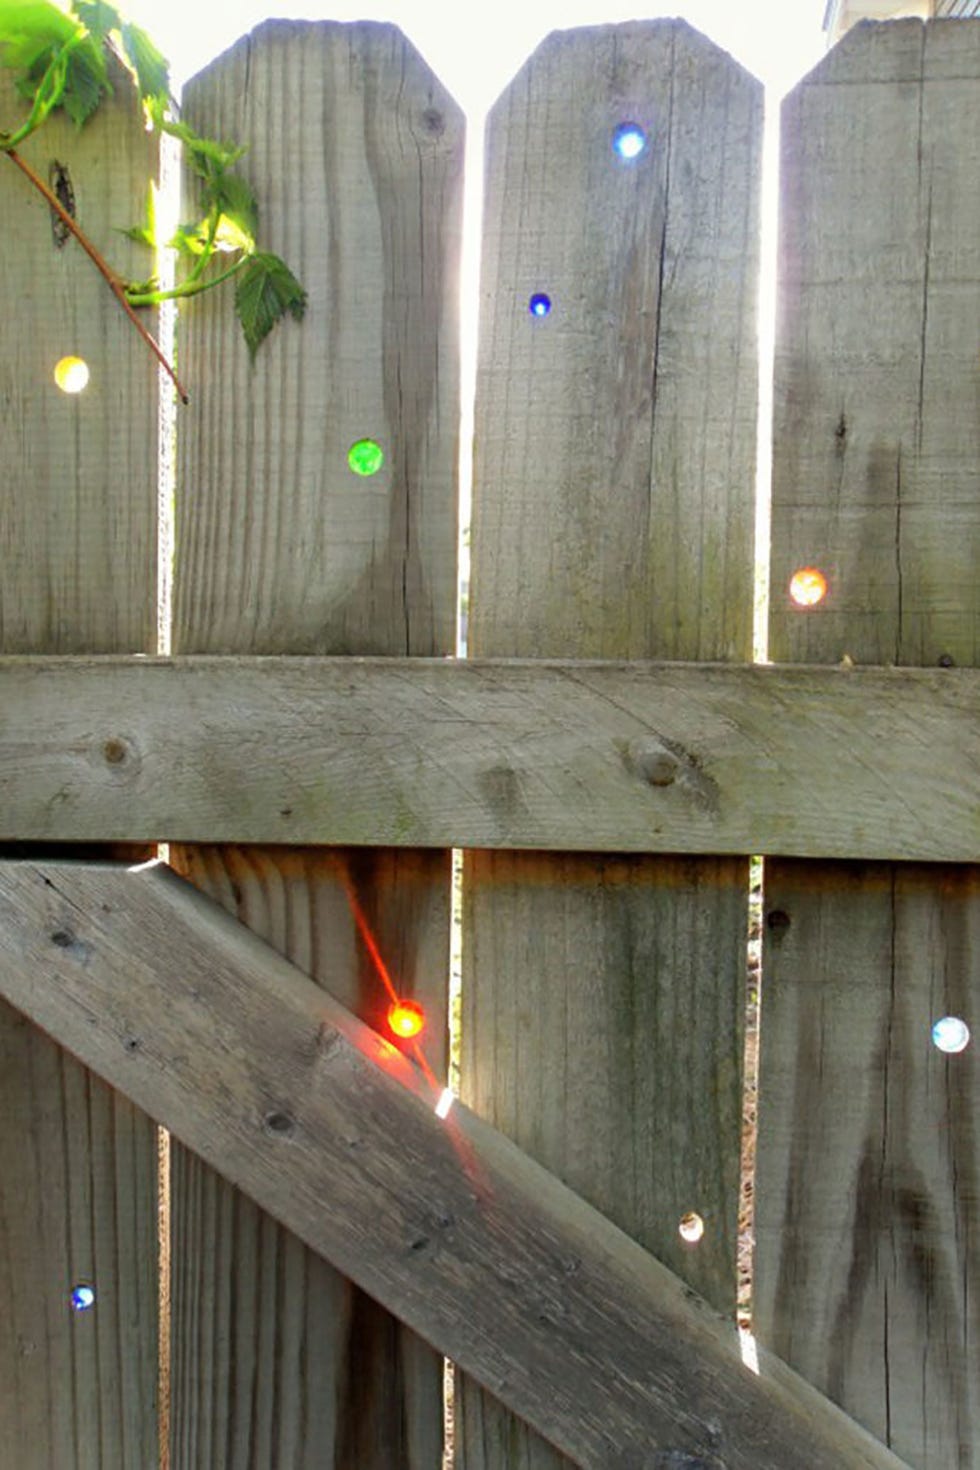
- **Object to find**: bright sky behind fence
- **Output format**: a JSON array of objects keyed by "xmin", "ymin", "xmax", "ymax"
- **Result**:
[{"xmin": 124, "ymin": 0, "xmax": 827, "ymax": 106}]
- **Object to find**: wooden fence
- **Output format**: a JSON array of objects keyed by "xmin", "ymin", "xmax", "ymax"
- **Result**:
[{"xmin": 0, "ymin": 14, "xmax": 977, "ymax": 1469}]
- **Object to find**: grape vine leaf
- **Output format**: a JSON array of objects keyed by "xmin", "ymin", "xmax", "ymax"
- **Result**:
[
  {"xmin": 72, "ymin": 1, "xmax": 121, "ymax": 44},
  {"xmin": 119, "ymin": 20, "xmax": 167, "ymax": 106},
  {"xmin": 155, "ymin": 111, "xmax": 247, "ymax": 178},
  {"xmin": 0, "ymin": 3, "xmax": 109, "ymax": 130},
  {"xmin": 235, "ymin": 251, "xmax": 307, "ymax": 359},
  {"xmin": 168, "ymin": 222, "xmax": 208, "ymax": 257},
  {"xmin": 59, "ymin": 42, "xmax": 108, "ymax": 126},
  {"xmin": 0, "ymin": 2, "xmax": 76, "ymax": 67},
  {"xmin": 210, "ymin": 171, "xmax": 258, "ymax": 250},
  {"xmin": 0, "ymin": 0, "xmax": 306, "ymax": 373}
]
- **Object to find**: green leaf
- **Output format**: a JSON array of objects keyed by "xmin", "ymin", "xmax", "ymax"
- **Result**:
[
  {"xmin": 60, "ymin": 39, "xmax": 109, "ymax": 127},
  {"xmin": 157, "ymin": 113, "xmax": 246, "ymax": 178},
  {"xmin": 168, "ymin": 220, "xmax": 210, "ymax": 257},
  {"xmin": 71, "ymin": 1, "xmax": 121, "ymax": 43},
  {"xmin": 0, "ymin": 1, "xmax": 77, "ymax": 54},
  {"xmin": 12, "ymin": 42, "xmax": 69, "ymax": 133},
  {"xmin": 234, "ymin": 251, "xmax": 307, "ymax": 360},
  {"xmin": 0, "ymin": 1, "xmax": 79, "ymax": 109},
  {"xmin": 212, "ymin": 172, "xmax": 257, "ymax": 252},
  {"xmin": 0, "ymin": 0, "xmax": 109, "ymax": 132},
  {"xmin": 120, "ymin": 20, "xmax": 167, "ymax": 107},
  {"xmin": 13, "ymin": 40, "xmax": 60, "ymax": 96},
  {"xmin": 213, "ymin": 214, "xmax": 253, "ymax": 255}
]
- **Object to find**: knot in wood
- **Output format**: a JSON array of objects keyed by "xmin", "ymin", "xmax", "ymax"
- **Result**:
[
  {"xmin": 766, "ymin": 909, "xmax": 791, "ymax": 936},
  {"xmin": 103, "ymin": 738, "xmax": 128, "ymax": 765},
  {"xmin": 628, "ymin": 738, "xmax": 681, "ymax": 787},
  {"xmin": 94, "ymin": 733, "xmax": 141, "ymax": 780},
  {"xmin": 263, "ymin": 1110, "xmax": 296, "ymax": 1139}
]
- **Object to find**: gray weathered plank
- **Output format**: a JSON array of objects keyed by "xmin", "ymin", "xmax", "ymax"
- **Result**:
[
  {"xmin": 768, "ymin": 18, "xmax": 980, "ymax": 667},
  {"xmin": 755, "ymin": 863, "xmax": 980, "ymax": 1468},
  {"xmin": 0, "ymin": 62, "xmax": 159, "ymax": 1469},
  {"xmin": 168, "ymin": 847, "xmax": 449, "ymax": 1470},
  {"xmin": 1, "ymin": 656, "xmax": 979, "ymax": 860},
  {"xmin": 0, "ymin": 64, "xmax": 158, "ymax": 655},
  {"xmin": 0, "ymin": 857, "xmax": 913, "ymax": 1470},
  {"xmin": 469, "ymin": 24, "xmax": 759, "ymax": 664},
  {"xmin": 461, "ymin": 19, "xmax": 761, "ymax": 1465},
  {"xmin": 755, "ymin": 21, "xmax": 980, "ymax": 1470},
  {"xmin": 173, "ymin": 21, "xmax": 460, "ymax": 658},
  {"xmin": 169, "ymin": 21, "xmax": 462, "ymax": 1467}
]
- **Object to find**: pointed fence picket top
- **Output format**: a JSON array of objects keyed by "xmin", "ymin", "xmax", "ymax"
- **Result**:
[
  {"xmin": 173, "ymin": 20, "xmax": 461, "ymax": 657},
  {"xmin": 461, "ymin": 20, "xmax": 761, "ymax": 1466},
  {"xmin": 4, "ymin": 11, "xmax": 979, "ymax": 1470},
  {"xmin": 0, "ymin": 61, "xmax": 160, "ymax": 1469},
  {"xmin": 169, "ymin": 21, "xmax": 462, "ymax": 1467},
  {"xmin": 756, "ymin": 20, "xmax": 980, "ymax": 1470}
]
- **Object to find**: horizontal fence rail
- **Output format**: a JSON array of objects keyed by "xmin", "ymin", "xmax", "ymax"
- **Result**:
[
  {"xmin": 2, "ymin": 11, "xmax": 979, "ymax": 1470},
  {"xmin": 1, "ymin": 655, "xmax": 978, "ymax": 859}
]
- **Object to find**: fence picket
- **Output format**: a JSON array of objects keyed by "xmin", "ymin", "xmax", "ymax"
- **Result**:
[
  {"xmin": 0, "ymin": 63, "xmax": 160, "ymax": 1468},
  {"xmin": 460, "ymin": 21, "xmax": 761, "ymax": 1464},
  {"xmin": 755, "ymin": 20, "xmax": 980, "ymax": 1469},
  {"xmin": 5, "ymin": 10, "xmax": 979, "ymax": 1467},
  {"xmin": 168, "ymin": 22, "xmax": 462, "ymax": 1466}
]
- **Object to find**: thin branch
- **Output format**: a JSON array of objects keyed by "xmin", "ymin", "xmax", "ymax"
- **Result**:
[{"xmin": 4, "ymin": 147, "xmax": 189, "ymax": 404}]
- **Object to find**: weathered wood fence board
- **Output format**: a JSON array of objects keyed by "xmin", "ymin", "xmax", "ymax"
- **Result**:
[
  {"xmin": 767, "ymin": 18, "xmax": 980, "ymax": 668},
  {"xmin": 0, "ymin": 64, "xmax": 160, "ymax": 1468},
  {"xmin": 756, "ymin": 864, "xmax": 980, "ymax": 1466},
  {"xmin": 168, "ymin": 21, "xmax": 462, "ymax": 1467},
  {"xmin": 0, "ymin": 857, "xmax": 913, "ymax": 1470},
  {"xmin": 0, "ymin": 60, "xmax": 159, "ymax": 657},
  {"xmin": 755, "ymin": 20, "xmax": 980, "ymax": 1470},
  {"xmin": 2, "ymin": 656, "xmax": 980, "ymax": 859},
  {"xmin": 173, "ymin": 21, "xmax": 460, "ymax": 657},
  {"xmin": 460, "ymin": 20, "xmax": 760, "ymax": 1464},
  {"xmin": 2, "ymin": 12, "xmax": 978, "ymax": 1469},
  {"xmin": 167, "ymin": 848, "xmax": 451, "ymax": 1469}
]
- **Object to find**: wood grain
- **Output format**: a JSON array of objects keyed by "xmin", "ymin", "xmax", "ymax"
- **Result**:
[
  {"xmin": 0, "ymin": 857, "xmax": 913, "ymax": 1470},
  {"xmin": 0, "ymin": 63, "xmax": 158, "ymax": 655},
  {"xmin": 173, "ymin": 21, "xmax": 461, "ymax": 657},
  {"xmin": 169, "ymin": 21, "xmax": 462, "ymax": 1467},
  {"xmin": 768, "ymin": 19, "xmax": 980, "ymax": 667},
  {"xmin": 0, "ymin": 63, "xmax": 159, "ymax": 1468},
  {"xmin": 460, "ymin": 20, "xmax": 761, "ymax": 1465},
  {"xmin": 469, "ymin": 24, "xmax": 759, "ymax": 664},
  {"xmin": 1, "ymin": 656, "xmax": 979, "ymax": 860},
  {"xmin": 755, "ymin": 21, "xmax": 980, "ymax": 1470},
  {"xmin": 168, "ymin": 848, "xmax": 449, "ymax": 1470},
  {"xmin": 755, "ymin": 863, "xmax": 980, "ymax": 1467}
]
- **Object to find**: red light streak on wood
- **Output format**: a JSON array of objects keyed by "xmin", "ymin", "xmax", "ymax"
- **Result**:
[
  {"xmin": 340, "ymin": 870, "xmax": 440, "ymax": 1094},
  {"xmin": 339, "ymin": 871, "xmax": 400, "ymax": 1006}
]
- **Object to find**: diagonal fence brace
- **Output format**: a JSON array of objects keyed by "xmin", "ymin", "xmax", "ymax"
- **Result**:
[{"xmin": 0, "ymin": 858, "xmax": 910, "ymax": 1470}]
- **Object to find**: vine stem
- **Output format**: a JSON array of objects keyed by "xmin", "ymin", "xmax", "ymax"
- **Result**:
[
  {"xmin": 4, "ymin": 147, "xmax": 189, "ymax": 404},
  {"xmin": 127, "ymin": 256, "xmax": 246, "ymax": 307}
]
